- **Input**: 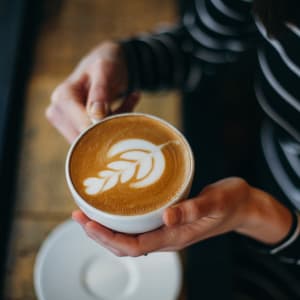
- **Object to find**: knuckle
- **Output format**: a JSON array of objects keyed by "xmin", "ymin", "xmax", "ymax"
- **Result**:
[
  {"xmin": 189, "ymin": 201, "xmax": 200, "ymax": 212},
  {"xmin": 51, "ymin": 82, "xmax": 70, "ymax": 104},
  {"xmin": 235, "ymin": 177, "xmax": 248, "ymax": 189},
  {"xmin": 51, "ymin": 86, "xmax": 63, "ymax": 104},
  {"xmin": 186, "ymin": 201, "xmax": 200, "ymax": 219},
  {"xmin": 92, "ymin": 58, "xmax": 106, "ymax": 72},
  {"xmin": 45, "ymin": 106, "xmax": 56, "ymax": 123}
]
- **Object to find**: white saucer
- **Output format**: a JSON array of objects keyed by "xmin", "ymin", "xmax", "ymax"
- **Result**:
[{"xmin": 34, "ymin": 220, "xmax": 182, "ymax": 300}]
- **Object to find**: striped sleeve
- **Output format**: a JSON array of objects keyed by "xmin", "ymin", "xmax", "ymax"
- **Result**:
[
  {"xmin": 255, "ymin": 18, "xmax": 300, "ymax": 211},
  {"xmin": 120, "ymin": 0, "xmax": 257, "ymax": 92},
  {"xmin": 253, "ymin": 14, "xmax": 300, "ymax": 264},
  {"xmin": 241, "ymin": 209, "xmax": 300, "ymax": 264}
]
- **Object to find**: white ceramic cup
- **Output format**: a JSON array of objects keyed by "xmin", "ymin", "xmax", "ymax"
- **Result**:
[{"xmin": 65, "ymin": 113, "xmax": 194, "ymax": 234}]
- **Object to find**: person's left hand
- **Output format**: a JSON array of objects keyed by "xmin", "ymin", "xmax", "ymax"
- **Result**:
[{"xmin": 72, "ymin": 177, "xmax": 256, "ymax": 256}]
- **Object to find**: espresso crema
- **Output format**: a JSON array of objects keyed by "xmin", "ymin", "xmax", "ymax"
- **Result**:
[{"xmin": 69, "ymin": 114, "xmax": 192, "ymax": 215}]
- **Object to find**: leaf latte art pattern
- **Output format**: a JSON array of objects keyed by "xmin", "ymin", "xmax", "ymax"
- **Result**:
[{"xmin": 83, "ymin": 139, "xmax": 178, "ymax": 195}]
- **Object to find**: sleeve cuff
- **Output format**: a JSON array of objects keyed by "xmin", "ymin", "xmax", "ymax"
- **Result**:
[{"xmin": 242, "ymin": 209, "xmax": 299, "ymax": 256}]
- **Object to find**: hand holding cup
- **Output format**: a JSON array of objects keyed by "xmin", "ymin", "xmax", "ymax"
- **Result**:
[{"xmin": 46, "ymin": 41, "xmax": 139, "ymax": 143}]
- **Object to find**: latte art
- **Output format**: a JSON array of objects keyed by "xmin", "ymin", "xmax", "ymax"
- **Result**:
[
  {"xmin": 69, "ymin": 114, "xmax": 192, "ymax": 216},
  {"xmin": 83, "ymin": 139, "xmax": 179, "ymax": 195}
]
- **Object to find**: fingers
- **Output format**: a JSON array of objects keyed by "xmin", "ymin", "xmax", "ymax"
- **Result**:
[
  {"xmin": 84, "ymin": 224, "xmax": 124, "ymax": 256},
  {"xmin": 163, "ymin": 196, "xmax": 212, "ymax": 226},
  {"xmin": 46, "ymin": 105, "xmax": 79, "ymax": 143},
  {"xmin": 72, "ymin": 212, "xmax": 124, "ymax": 256},
  {"xmin": 74, "ymin": 212, "xmax": 174, "ymax": 256},
  {"xmin": 86, "ymin": 56, "xmax": 138, "ymax": 120},
  {"xmin": 83, "ymin": 218, "xmax": 218, "ymax": 256},
  {"xmin": 86, "ymin": 80, "xmax": 112, "ymax": 121},
  {"xmin": 72, "ymin": 210, "xmax": 141, "ymax": 256},
  {"xmin": 84, "ymin": 221, "xmax": 167, "ymax": 257},
  {"xmin": 48, "ymin": 42, "xmax": 131, "ymax": 140},
  {"xmin": 48, "ymin": 80, "xmax": 92, "ymax": 140},
  {"xmin": 87, "ymin": 87, "xmax": 140, "ymax": 123},
  {"xmin": 86, "ymin": 59, "xmax": 116, "ymax": 121},
  {"xmin": 72, "ymin": 210, "xmax": 91, "ymax": 225},
  {"xmin": 56, "ymin": 82, "xmax": 92, "ymax": 131},
  {"xmin": 49, "ymin": 63, "xmax": 136, "ymax": 140},
  {"xmin": 72, "ymin": 209, "xmax": 217, "ymax": 257}
]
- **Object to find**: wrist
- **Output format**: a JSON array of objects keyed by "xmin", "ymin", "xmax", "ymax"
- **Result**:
[{"xmin": 236, "ymin": 186, "xmax": 293, "ymax": 245}]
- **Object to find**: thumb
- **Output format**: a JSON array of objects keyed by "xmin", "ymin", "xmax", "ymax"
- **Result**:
[
  {"xmin": 163, "ymin": 196, "xmax": 211, "ymax": 226},
  {"xmin": 86, "ymin": 80, "xmax": 113, "ymax": 121}
]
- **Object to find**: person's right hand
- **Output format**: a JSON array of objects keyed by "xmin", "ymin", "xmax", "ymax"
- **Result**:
[
  {"xmin": 73, "ymin": 177, "xmax": 294, "ymax": 257},
  {"xmin": 46, "ymin": 41, "xmax": 140, "ymax": 143}
]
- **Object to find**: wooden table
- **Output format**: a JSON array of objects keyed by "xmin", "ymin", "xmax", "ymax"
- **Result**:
[{"xmin": 3, "ymin": 1, "xmax": 185, "ymax": 299}]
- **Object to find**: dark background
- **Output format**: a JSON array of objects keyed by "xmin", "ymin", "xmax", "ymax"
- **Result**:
[{"xmin": 0, "ymin": 0, "xmax": 42, "ymax": 293}]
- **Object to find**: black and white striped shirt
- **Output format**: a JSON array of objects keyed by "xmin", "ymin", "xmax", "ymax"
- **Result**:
[{"xmin": 121, "ymin": 0, "xmax": 300, "ymax": 262}]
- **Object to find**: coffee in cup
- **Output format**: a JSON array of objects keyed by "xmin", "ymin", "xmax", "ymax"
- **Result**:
[{"xmin": 66, "ymin": 113, "xmax": 194, "ymax": 233}]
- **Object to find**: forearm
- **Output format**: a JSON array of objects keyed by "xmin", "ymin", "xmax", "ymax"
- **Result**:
[
  {"xmin": 236, "ymin": 186, "xmax": 296, "ymax": 245},
  {"xmin": 120, "ymin": 26, "xmax": 192, "ymax": 92},
  {"xmin": 120, "ymin": 0, "xmax": 257, "ymax": 93}
]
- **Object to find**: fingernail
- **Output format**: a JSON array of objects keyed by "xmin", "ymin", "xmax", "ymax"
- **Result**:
[{"xmin": 89, "ymin": 102, "xmax": 106, "ymax": 119}]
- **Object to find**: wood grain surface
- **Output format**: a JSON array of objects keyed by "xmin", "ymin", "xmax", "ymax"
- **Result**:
[{"xmin": 3, "ymin": 0, "xmax": 184, "ymax": 299}]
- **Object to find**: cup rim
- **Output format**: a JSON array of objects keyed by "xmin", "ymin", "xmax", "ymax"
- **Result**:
[{"xmin": 65, "ymin": 112, "xmax": 194, "ymax": 220}]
